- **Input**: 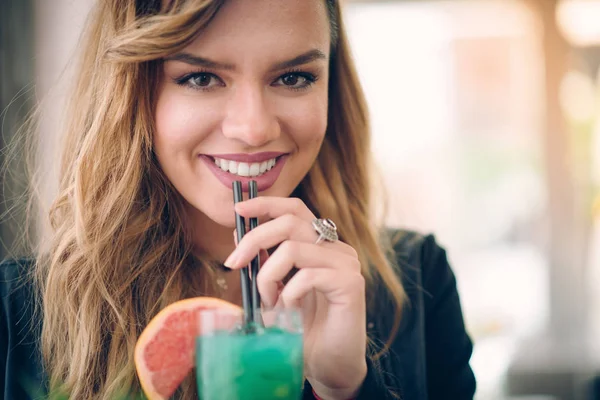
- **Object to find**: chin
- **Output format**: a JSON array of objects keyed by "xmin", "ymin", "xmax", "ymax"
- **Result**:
[
  {"xmin": 200, "ymin": 205, "xmax": 238, "ymax": 229},
  {"xmin": 215, "ymin": 213, "xmax": 238, "ymax": 229}
]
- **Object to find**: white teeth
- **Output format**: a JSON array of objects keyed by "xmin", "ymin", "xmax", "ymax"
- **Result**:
[
  {"xmin": 228, "ymin": 161, "xmax": 238, "ymax": 174},
  {"xmin": 249, "ymin": 163, "xmax": 260, "ymax": 176},
  {"xmin": 213, "ymin": 157, "xmax": 278, "ymax": 177},
  {"xmin": 237, "ymin": 162, "xmax": 250, "ymax": 177}
]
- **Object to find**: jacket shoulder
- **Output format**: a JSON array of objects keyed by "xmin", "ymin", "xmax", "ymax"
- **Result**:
[
  {"xmin": 385, "ymin": 228, "xmax": 436, "ymax": 280},
  {"xmin": 1, "ymin": 258, "xmax": 36, "ymax": 296}
]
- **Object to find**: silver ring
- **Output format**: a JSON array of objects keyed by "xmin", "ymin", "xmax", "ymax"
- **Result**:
[{"xmin": 312, "ymin": 218, "xmax": 338, "ymax": 244}]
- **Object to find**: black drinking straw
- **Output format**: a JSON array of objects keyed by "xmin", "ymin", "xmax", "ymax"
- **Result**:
[
  {"xmin": 248, "ymin": 181, "xmax": 263, "ymax": 325},
  {"xmin": 232, "ymin": 181, "xmax": 253, "ymax": 327}
]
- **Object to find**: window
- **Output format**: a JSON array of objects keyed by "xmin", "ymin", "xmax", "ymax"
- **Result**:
[{"xmin": 345, "ymin": 1, "xmax": 550, "ymax": 397}]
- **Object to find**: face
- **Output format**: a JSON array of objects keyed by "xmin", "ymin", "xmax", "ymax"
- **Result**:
[{"xmin": 154, "ymin": 0, "xmax": 331, "ymax": 232}]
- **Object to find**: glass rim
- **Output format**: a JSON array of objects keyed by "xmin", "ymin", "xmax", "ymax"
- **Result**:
[
  {"xmin": 196, "ymin": 306, "xmax": 303, "ymax": 316},
  {"xmin": 197, "ymin": 306, "xmax": 303, "ymax": 336}
]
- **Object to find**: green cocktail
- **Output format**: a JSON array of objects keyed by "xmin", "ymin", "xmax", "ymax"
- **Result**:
[{"xmin": 195, "ymin": 309, "xmax": 303, "ymax": 400}]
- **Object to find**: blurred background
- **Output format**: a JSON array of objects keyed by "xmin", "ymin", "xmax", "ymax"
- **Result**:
[{"xmin": 1, "ymin": 0, "xmax": 599, "ymax": 399}]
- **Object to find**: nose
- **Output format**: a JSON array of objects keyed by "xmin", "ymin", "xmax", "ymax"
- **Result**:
[{"xmin": 221, "ymin": 83, "xmax": 280, "ymax": 146}]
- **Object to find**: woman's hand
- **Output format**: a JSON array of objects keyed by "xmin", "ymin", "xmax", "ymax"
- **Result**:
[{"xmin": 224, "ymin": 196, "xmax": 367, "ymax": 400}]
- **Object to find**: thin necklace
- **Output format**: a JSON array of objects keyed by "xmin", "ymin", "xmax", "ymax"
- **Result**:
[
  {"xmin": 216, "ymin": 275, "xmax": 228, "ymax": 292},
  {"xmin": 215, "ymin": 264, "xmax": 231, "ymax": 293}
]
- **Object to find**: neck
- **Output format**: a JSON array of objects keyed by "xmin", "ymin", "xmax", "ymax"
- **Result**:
[{"xmin": 185, "ymin": 203, "xmax": 235, "ymax": 264}]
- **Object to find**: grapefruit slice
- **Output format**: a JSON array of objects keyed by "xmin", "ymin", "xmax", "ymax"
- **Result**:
[{"xmin": 134, "ymin": 297, "xmax": 241, "ymax": 400}]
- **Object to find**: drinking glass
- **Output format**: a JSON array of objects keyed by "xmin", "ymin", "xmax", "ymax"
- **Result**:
[{"xmin": 195, "ymin": 308, "xmax": 303, "ymax": 400}]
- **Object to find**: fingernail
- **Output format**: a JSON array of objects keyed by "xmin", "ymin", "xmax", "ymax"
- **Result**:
[{"xmin": 224, "ymin": 252, "xmax": 238, "ymax": 268}]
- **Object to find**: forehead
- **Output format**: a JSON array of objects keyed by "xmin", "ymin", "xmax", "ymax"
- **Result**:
[{"xmin": 182, "ymin": 0, "xmax": 330, "ymax": 62}]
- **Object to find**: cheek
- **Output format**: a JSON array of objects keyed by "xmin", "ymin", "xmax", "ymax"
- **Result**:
[
  {"xmin": 153, "ymin": 88, "xmax": 217, "ymax": 157},
  {"xmin": 280, "ymin": 94, "xmax": 328, "ymax": 146}
]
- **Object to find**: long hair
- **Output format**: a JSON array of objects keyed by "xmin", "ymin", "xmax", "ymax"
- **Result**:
[{"xmin": 32, "ymin": 0, "xmax": 406, "ymax": 398}]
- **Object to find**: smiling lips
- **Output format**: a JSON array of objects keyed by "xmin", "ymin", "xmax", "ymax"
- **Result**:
[
  {"xmin": 200, "ymin": 151, "xmax": 289, "ymax": 192},
  {"xmin": 213, "ymin": 156, "xmax": 277, "ymax": 178}
]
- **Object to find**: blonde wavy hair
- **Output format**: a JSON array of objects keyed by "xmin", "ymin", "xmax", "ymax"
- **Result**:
[{"xmin": 31, "ymin": 0, "xmax": 406, "ymax": 398}]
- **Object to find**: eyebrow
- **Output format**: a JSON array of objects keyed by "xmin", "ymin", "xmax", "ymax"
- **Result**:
[
  {"xmin": 270, "ymin": 49, "xmax": 328, "ymax": 71},
  {"xmin": 164, "ymin": 53, "xmax": 235, "ymax": 70},
  {"xmin": 164, "ymin": 49, "xmax": 328, "ymax": 72}
]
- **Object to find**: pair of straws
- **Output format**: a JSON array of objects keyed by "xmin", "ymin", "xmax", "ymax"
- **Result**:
[{"xmin": 232, "ymin": 180, "xmax": 262, "ymax": 329}]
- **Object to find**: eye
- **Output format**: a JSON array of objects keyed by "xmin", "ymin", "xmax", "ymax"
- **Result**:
[
  {"xmin": 273, "ymin": 72, "xmax": 317, "ymax": 91},
  {"xmin": 176, "ymin": 72, "xmax": 224, "ymax": 90}
]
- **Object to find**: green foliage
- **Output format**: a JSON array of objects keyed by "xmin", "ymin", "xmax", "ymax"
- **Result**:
[{"xmin": 19, "ymin": 371, "xmax": 148, "ymax": 400}]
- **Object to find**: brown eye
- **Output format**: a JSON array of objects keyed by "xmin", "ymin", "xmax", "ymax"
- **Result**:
[
  {"xmin": 191, "ymin": 73, "xmax": 215, "ymax": 87},
  {"xmin": 273, "ymin": 72, "xmax": 317, "ymax": 91},
  {"xmin": 176, "ymin": 72, "xmax": 225, "ymax": 91},
  {"xmin": 281, "ymin": 74, "xmax": 300, "ymax": 86}
]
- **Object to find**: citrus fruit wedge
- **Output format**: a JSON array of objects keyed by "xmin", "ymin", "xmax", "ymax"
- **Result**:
[{"xmin": 134, "ymin": 297, "xmax": 241, "ymax": 400}]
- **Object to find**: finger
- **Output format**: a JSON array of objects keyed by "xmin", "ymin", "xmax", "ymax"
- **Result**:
[
  {"xmin": 228, "ymin": 214, "xmax": 306, "ymax": 268},
  {"xmin": 234, "ymin": 196, "xmax": 315, "ymax": 222},
  {"xmin": 225, "ymin": 216, "xmax": 356, "ymax": 269},
  {"xmin": 232, "ymin": 232, "xmax": 271, "ymax": 266},
  {"xmin": 256, "ymin": 241, "xmax": 361, "ymax": 306},
  {"xmin": 279, "ymin": 268, "xmax": 365, "ymax": 309},
  {"xmin": 259, "ymin": 248, "xmax": 270, "ymax": 268},
  {"xmin": 232, "ymin": 226, "xmax": 269, "ymax": 253},
  {"xmin": 225, "ymin": 215, "xmax": 352, "ymax": 268},
  {"xmin": 271, "ymin": 281, "xmax": 286, "ymax": 309}
]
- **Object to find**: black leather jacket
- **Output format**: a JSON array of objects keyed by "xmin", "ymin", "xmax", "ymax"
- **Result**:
[{"xmin": 1, "ymin": 230, "xmax": 476, "ymax": 400}]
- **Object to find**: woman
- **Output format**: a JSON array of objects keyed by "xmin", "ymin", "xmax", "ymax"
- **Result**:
[{"xmin": 0, "ymin": 0, "xmax": 476, "ymax": 399}]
